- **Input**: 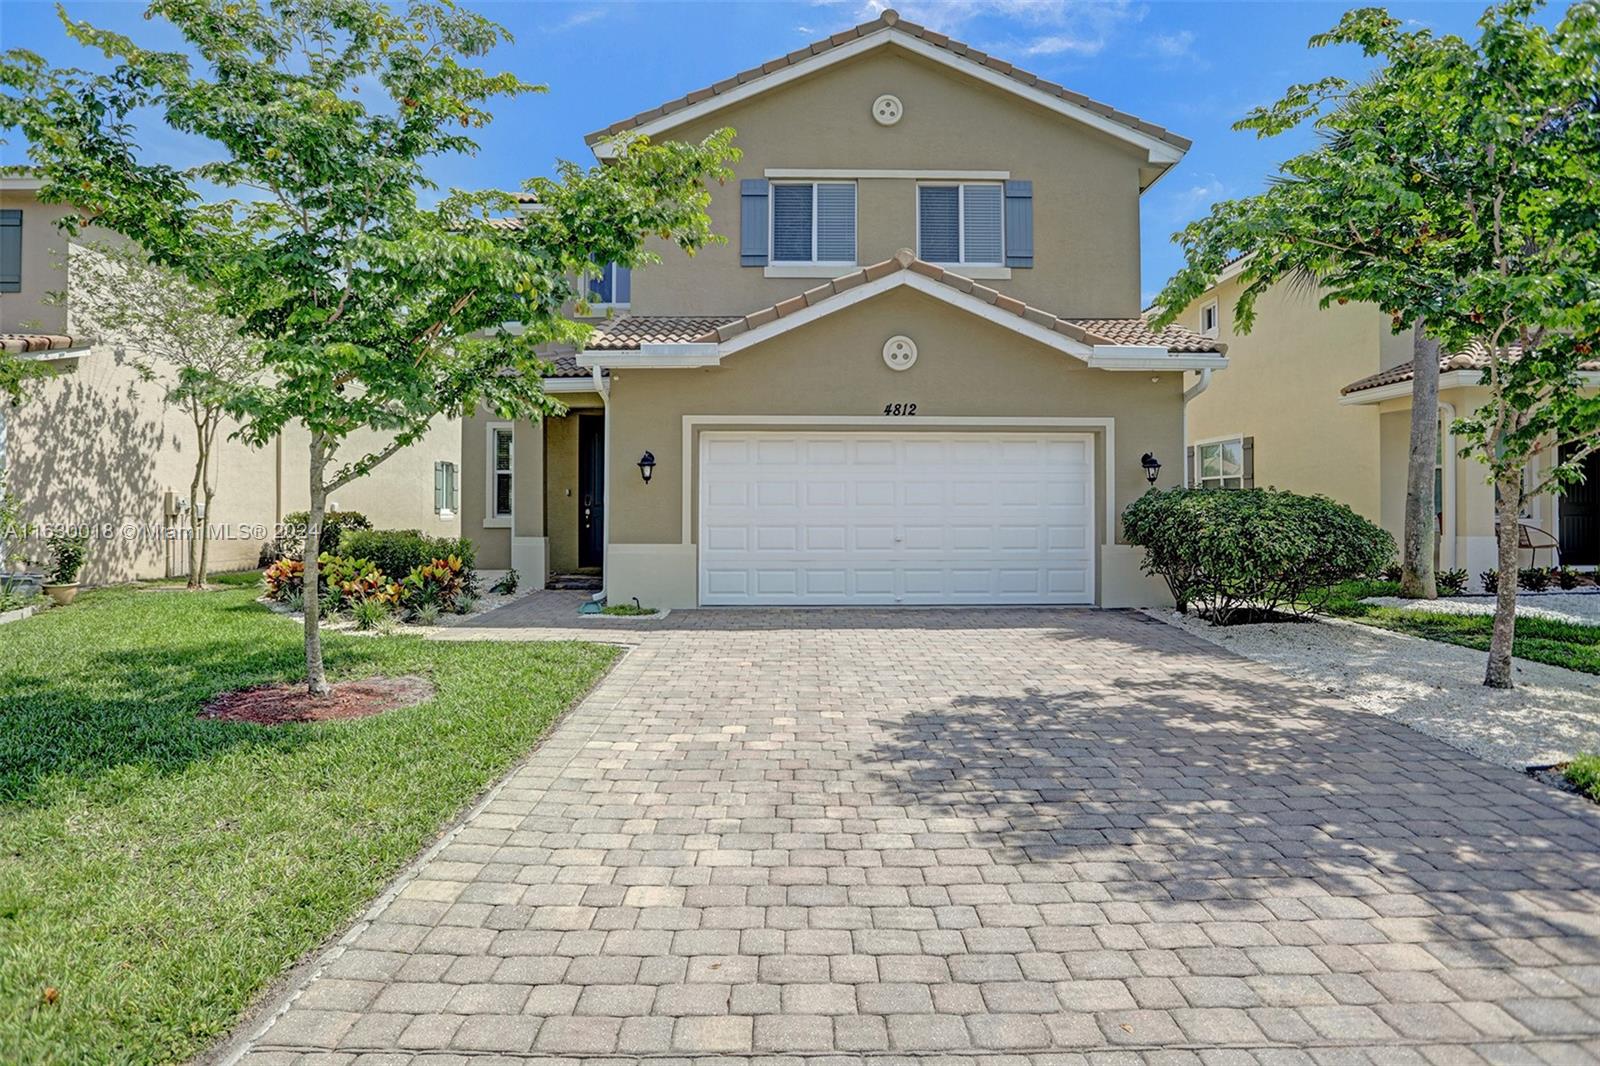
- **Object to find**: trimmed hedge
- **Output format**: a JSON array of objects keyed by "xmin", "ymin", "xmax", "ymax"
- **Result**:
[
  {"xmin": 262, "ymin": 509, "xmax": 373, "ymax": 563},
  {"xmin": 338, "ymin": 528, "xmax": 476, "ymax": 583},
  {"xmin": 1123, "ymin": 488, "xmax": 1393, "ymax": 625}
]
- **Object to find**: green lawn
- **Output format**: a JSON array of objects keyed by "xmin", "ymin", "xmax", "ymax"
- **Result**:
[
  {"xmin": 0, "ymin": 586, "xmax": 617, "ymax": 1065},
  {"xmin": 1319, "ymin": 579, "xmax": 1600, "ymax": 676}
]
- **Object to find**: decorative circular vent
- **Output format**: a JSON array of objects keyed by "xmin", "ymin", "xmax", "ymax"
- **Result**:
[
  {"xmin": 871, "ymin": 94, "xmax": 904, "ymax": 126},
  {"xmin": 883, "ymin": 334, "xmax": 918, "ymax": 371}
]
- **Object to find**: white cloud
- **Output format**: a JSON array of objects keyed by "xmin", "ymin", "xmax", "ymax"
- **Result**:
[
  {"xmin": 1149, "ymin": 29, "xmax": 1195, "ymax": 59},
  {"xmin": 814, "ymin": 0, "xmax": 1144, "ymax": 59},
  {"xmin": 553, "ymin": 7, "xmax": 606, "ymax": 32}
]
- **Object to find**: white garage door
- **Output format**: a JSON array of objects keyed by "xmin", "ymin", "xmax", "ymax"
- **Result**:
[{"xmin": 698, "ymin": 431, "xmax": 1095, "ymax": 606}]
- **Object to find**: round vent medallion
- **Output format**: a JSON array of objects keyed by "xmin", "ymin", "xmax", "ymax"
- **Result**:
[
  {"xmin": 882, "ymin": 334, "xmax": 918, "ymax": 371},
  {"xmin": 871, "ymin": 94, "xmax": 904, "ymax": 126}
]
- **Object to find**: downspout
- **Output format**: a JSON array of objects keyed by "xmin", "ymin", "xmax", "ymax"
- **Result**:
[
  {"xmin": 591, "ymin": 365, "xmax": 610, "ymax": 604},
  {"xmin": 1181, "ymin": 369, "xmax": 1213, "ymax": 488}
]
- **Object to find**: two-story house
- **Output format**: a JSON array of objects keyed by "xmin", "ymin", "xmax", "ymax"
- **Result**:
[
  {"xmin": 462, "ymin": 9, "xmax": 1227, "ymax": 609},
  {"xmin": 1180, "ymin": 257, "xmax": 1600, "ymax": 578},
  {"xmin": 0, "ymin": 175, "xmax": 462, "ymax": 584}
]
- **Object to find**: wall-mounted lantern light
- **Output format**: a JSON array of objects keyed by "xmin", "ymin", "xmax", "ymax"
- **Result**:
[
  {"xmin": 637, "ymin": 451, "xmax": 656, "ymax": 485},
  {"xmin": 1141, "ymin": 452, "xmax": 1162, "ymax": 486}
]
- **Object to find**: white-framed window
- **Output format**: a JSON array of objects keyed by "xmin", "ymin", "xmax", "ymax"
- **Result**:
[
  {"xmin": 1196, "ymin": 436, "xmax": 1246, "ymax": 490},
  {"xmin": 770, "ymin": 181, "xmax": 857, "ymax": 265},
  {"xmin": 1199, "ymin": 299, "xmax": 1219, "ymax": 338},
  {"xmin": 434, "ymin": 461, "xmax": 459, "ymax": 517},
  {"xmin": 917, "ymin": 182, "xmax": 1004, "ymax": 266},
  {"xmin": 486, "ymin": 423, "xmax": 513, "ymax": 525},
  {"xmin": 586, "ymin": 261, "xmax": 631, "ymax": 307}
]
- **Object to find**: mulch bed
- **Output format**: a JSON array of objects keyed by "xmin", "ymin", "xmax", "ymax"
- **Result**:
[{"xmin": 200, "ymin": 675, "xmax": 436, "ymax": 725}]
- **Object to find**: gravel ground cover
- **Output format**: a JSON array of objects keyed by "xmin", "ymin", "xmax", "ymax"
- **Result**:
[
  {"xmin": 1363, "ymin": 589, "xmax": 1600, "ymax": 627},
  {"xmin": 1151, "ymin": 607, "xmax": 1600, "ymax": 770}
]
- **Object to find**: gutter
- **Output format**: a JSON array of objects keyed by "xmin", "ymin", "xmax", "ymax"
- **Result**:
[{"xmin": 1181, "ymin": 368, "xmax": 1214, "ymax": 487}]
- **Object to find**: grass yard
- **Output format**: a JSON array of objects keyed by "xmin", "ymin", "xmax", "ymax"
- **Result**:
[
  {"xmin": 1320, "ymin": 579, "xmax": 1600, "ymax": 676},
  {"xmin": 0, "ymin": 586, "xmax": 617, "ymax": 1065}
]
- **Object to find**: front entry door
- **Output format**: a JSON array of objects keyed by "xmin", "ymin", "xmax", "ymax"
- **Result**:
[
  {"xmin": 1560, "ymin": 444, "xmax": 1600, "ymax": 566},
  {"xmin": 578, "ymin": 415, "xmax": 605, "ymax": 569}
]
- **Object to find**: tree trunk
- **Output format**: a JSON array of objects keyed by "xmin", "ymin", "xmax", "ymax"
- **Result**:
[
  {"xmin": 197, "ymin": 413, "xmax": 218, "ymax": 587},
  {"xmin": 1401, "ymin": 323, "xmax": 1440, "ymax": 599},
  {"xmin": 186, "ymin": 414, "xmax": 206, "ymax": 590},
  {"xmin": 304, "ymin": 434, "xmax": 332, "ymax": 697},
  {"xmin": 1484, "ymin": 468, "xmax": 1523, "ymax": 689}
]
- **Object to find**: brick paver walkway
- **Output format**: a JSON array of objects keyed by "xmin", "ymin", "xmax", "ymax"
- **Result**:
[{"xmin": 232, "ymin": 606, "xmax": 1600, "ymax": 1065}]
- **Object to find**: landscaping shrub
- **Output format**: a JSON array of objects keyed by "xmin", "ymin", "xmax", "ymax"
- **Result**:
[
  {"xmin": 1122, "ymin": 488, "xmax": 1394, "ymax": 625},
  {"xmin": 1519, "ymin": 566, "xmax": 1553, "ymax": 592},
  {"xmin": 400, "ymin": 556, "xmax": 470, "ymax": 613},
  {"xmin": 1553, "ymin": 566, "xmax": 1586, "ymax": 590},
  {"xmin": 339, "ymin": 528, "xmax": 476, "ymax": 582},
  {"xmin": 45, "ymin": 529, "xmax": 90, "ymax": 585},
  {"xmin": 351, "ymin": 597, "xmax": 391, "ymax": 631},
  {"xmin": 490, "ymin": 568, "xmax": 519, "ymax": 595},
  {"xmin": 318, "ymin": 553, "xmax": 399, "ymax": 611},
  {"xmin": 1565, "ymin": 754, "xmax": 1600, "ymax": 803},
  {"xmin": 1379, "ymin": 563, "xmax": 1404, "ymax": 583},
  {"xmin": 1481, "ymin": 569, "xmax": 1499, "ymax": 593},
  {"xmin": 1438, "ymin": 568, "xmax": 1469, "ymax": 596},
  {"xmin": 264, "ymin": 509, "xmax": 373, "ymax": 562},
  {"xmin": 262, "ymin": 558, "xmax": 305, "ymax": 601}
]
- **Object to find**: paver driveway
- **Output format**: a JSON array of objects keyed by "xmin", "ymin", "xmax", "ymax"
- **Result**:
[{"xmin": 234, "ymin": 606, "xmax": 1600, "ymax": 1065}]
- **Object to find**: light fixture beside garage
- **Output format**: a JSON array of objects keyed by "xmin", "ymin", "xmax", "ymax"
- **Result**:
[
  {"xmin": 1141, "ymin": 452, "xmax": 1163, "ymax": 486},
  {"xmin": 637, "ymin": 451, "xmax": 656, "ymax": 484},
  {"xmin": 882, "ymin": 334, "xmax": 918, "ymax": 370}
]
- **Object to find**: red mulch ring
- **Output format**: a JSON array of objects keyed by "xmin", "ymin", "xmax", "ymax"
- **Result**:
[{"xmin": 200, "ymin": 675, "xmax": 436, "ymax": 725}]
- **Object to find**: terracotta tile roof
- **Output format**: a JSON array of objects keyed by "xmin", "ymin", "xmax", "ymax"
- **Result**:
[
  {"xmin": 1339, "ymin": 342, "xmax": 1600, "ymax": 395},
  {"xmin": 584, "ymin": 9, "xmax": 1190, "ymax": 155},
  {"xmin": 584, "ymin": 251, "xmax": 1224, "ymax": 356},
  {"xmin": 0, "ymin": 333, "xmax": 91, "ymax": 355},
  {"xmin": 585, "ymin": 315, "xmax": 743, "ymax": 350}
]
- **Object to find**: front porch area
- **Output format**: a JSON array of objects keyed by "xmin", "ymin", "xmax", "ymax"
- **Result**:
[{"xmin": 460, "ymin": 384, "xmax": 607, "ymax": 592}]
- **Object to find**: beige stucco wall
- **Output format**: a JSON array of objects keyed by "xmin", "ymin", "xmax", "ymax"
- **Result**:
[
  {"xmin": 630, "ymin": 45, "xmax": 1148, "ymax": 319},
  {"xmin": 1180, "ymin": 276, "xmax": 1385, "ymax": 522},
  {"xmin": 601, "ymin": 285, "xmax": 1180, "ymax": 608},
  {"xmin": 1, "ymin": 188, "xmax": 459, "ymax": 583}
]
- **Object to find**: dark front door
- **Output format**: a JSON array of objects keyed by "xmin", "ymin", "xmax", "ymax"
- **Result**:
[
  {"xmin": 578, "ymin": 414, "xmax": 605, "ymax": 569},
  {"xmin": 1560, "ymin": 444, "xmax": 1600, "ymax": 566}
]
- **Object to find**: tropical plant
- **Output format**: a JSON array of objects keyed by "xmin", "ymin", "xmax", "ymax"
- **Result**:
[
  {"xmin": 263, "ymin": 558, "xmax": 306, "ymax": 601},
  {"xmin": 1481, "ymin": 569, "xmax": 1500, "ymax": 594},
  {"xmin": 317, "ymin": 554, "xmax": 398, "ymax": 612},
  {"xmin": 411, "ymin": 601, "xmax": 441, "ymax": 627},
  {"xmin": 1122, "ymin": 488, "xmax": 1394, "ymax": 625},
  {"xmin": 1553, "ymin": 567, "xmax": 1586, "ymax": 590},
  {"xmin": 1150, "ymin": 1, "xmax": 1600, "ymax": 687},
  {"xmin": 1518, "ymin": 567, "xmax": 1553, "ymax": 593},
  {"xmin": 400, "ymin": 556, "xmax": 469, "ymax": 612},
  {"xmin": 1437, "ymin": 568, "xmax": 1469, "ymax": 596},
  {"xmin": 0, "ymin": 482, "xmax": 32, "ymax": 568},
  {"xmin": 489, "ymin": 569, "xmax": 519, "ymax": 595},
  {"xmin": 4, "ymin": 0, "xmax": 739, "ymax": 694},
  {"xmin": 51, "ymin": 241, "xmax": 260, "ymax": 587},
  {"xmin": 351, "ymin": 597, "xmax": 392, "ymax": 631},
  {"xmin": 44, "ymin": 529, "xmax": 90, "ymax": 585},
  {"xmin": 270, "ymin": 510, "xmax": 373, "ymax": 564}
]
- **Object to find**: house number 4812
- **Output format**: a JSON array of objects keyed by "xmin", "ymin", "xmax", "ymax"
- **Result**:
[{"xmin": 883, "ymin": 402, "xmax": 917, "ymax": 416}]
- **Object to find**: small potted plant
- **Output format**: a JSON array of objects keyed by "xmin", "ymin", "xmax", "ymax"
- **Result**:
[{"xmin": 42, "ymin": 529, "xmax": 90, "ymax": 605}]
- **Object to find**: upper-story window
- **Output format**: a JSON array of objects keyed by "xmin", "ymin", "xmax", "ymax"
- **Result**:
[
  {"xmin": 1199, "ymin": 299, "xmax": 1219, "ymax": 338},
  {"xmin": 587, "ymin": 262, "xmax": 631, "ymax": 306},
  {"xmin": 771, "ymin": 181, "xmax": 856, "ymax": 265},
  {"xmin": 917, "ymin": 183, "xmax": 1003, "ymax": 266}
]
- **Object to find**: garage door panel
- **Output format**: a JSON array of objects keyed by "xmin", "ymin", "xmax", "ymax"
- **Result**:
[{"xmin": 699, "ymin": 431, "xmax": 1095, "ymax": 605}]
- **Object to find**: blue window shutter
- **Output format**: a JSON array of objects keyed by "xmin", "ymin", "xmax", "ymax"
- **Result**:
[
  {"xmin": 1004, "ymin": 180, "xmax": 1033, "ymax": 268},
  {"xmin": 447, "ymin": 463, "xmax": 459, "ymax": 511},
  {"xmin": 0, "ymin": 210, "xmax": 20, "ymax": 293},
  {"xmin": 613, "ymin": 264, "xmax": 631, "ymax": 304},
  {"xmin": 740, "ymin": 179, "xmax": 769, "ymax": 266}
]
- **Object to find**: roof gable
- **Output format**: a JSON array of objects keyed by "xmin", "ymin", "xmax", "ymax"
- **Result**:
[{"xmin": 586, "ymin": 10, "xmax": 1188, "ymax": 187}]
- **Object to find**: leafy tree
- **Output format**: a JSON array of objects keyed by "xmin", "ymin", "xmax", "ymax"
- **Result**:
[
  {"xmin": 1151, "ymin": 0, "xmax": 1600, "ymax": 689},
  {"xmin": 50, "ymin": 241, "xmax": 260, "ymax": 588},
  {"xmin": 3, "ymin": 0, "xmax": 737, "ymax": 693}
]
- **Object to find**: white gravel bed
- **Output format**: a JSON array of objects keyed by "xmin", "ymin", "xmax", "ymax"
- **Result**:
[
  {"xmin": 1149, "ymin": 608, "xmax": 1600, "ymax": 770},
  {"xmin": 1362, "ymin": 591, "xmax": 1600, "ymax": 627}
]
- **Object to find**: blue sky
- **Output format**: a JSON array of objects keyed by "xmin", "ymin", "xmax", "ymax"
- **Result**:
[{"xmin": 1, "ymin": 0, "xmax": 1501, "ymax": 302}]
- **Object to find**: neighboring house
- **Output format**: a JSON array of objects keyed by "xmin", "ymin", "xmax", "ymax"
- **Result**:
[
  {"xmin": 1179, "ymin": 256, "xmax": 1600, "ymax": 576},
  {"xmin": 461, "ymin": 8, "xmax": 1227, "ymax": 609},
  {"xmin": 0, "ymin": 177, "xmax": 461, "ymax": 584}
]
